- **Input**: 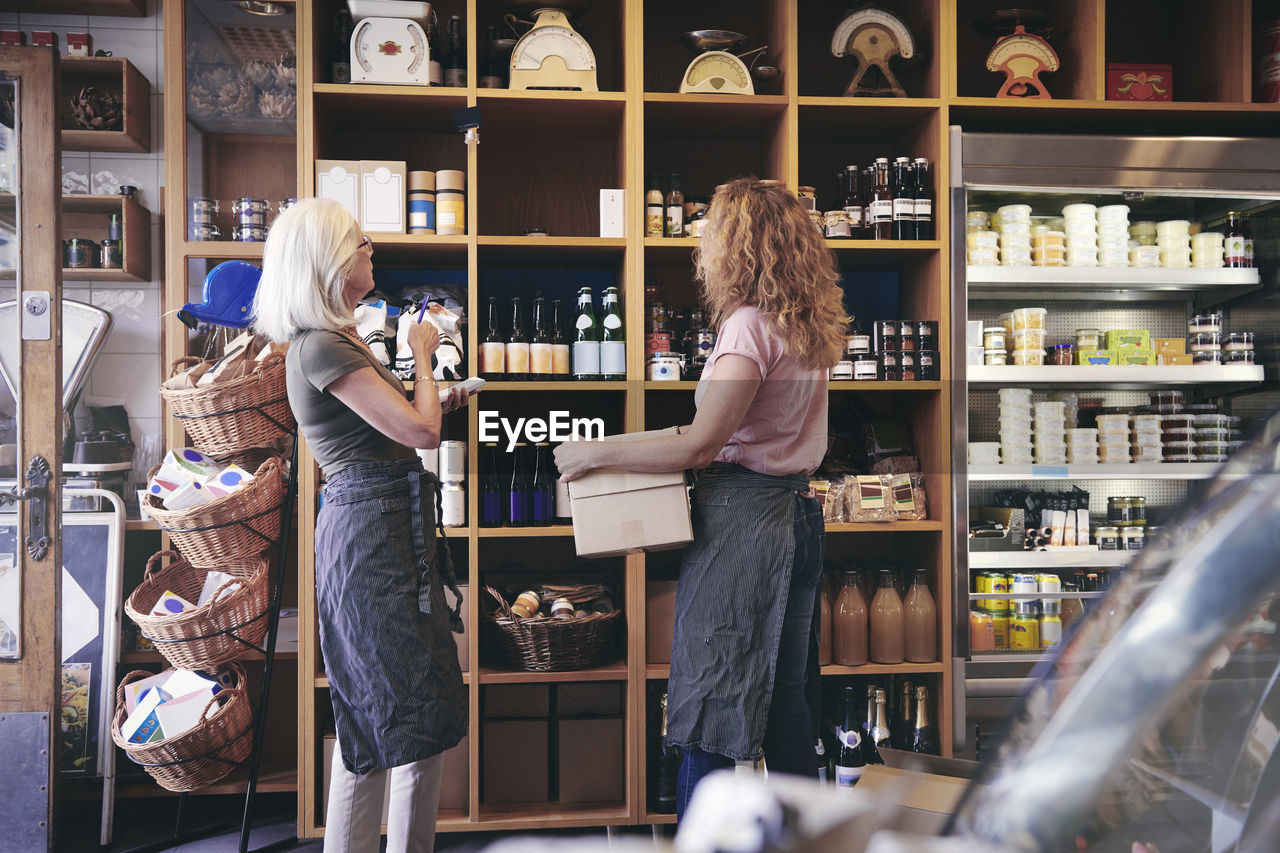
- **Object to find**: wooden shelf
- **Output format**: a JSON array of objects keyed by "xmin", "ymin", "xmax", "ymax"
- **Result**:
[
  {"xmin": 825, "ymin": 521, "xmax": 944, "ymax": 533},
  {"xmin": 481, "ymin": 380, "xmax": 626, "ymax": 392},
  {"xmin": 820, "ymin": 662, "xmax": 946, "ymax": 676},
  {"xmin": 644, "ymin": 93, "xmax": 789, "ymax": 137},
  {"xmin": 968, "ymin": 365, "xmax": 1265, "ymax": 388},
  {"xmin": 646, "ymin": 813, "xmax": 678, "ymax": 825},
  {"xmin": 126, "ymin": 518, "xmax": 159, "ymax": 531},
  {"xmin": 477, "ymin": 525, "xmax": 576, "ymax": 538},
  {"xmin": 477, "ymin": 662, "xmax": 627, "ymax": 684},
  {"xmin": 643, "ymin": 380, "xmax": 942, "ymax": 392},
  {"xmin": 178, "ymin": 241, "xmax": 265, "ymax": 260},
  {"xmin": 474, "ymin": 802, "xmax": 631, "ymax": 830},
  {"xmin": 317, "ymin": 672, "xmax": 470, "ymax": 688},
  {"xmin": 113, "ymin": 764, "xmax": 297, "ymax": 798},
  {"xmin": 477, "ymin": 236, "xmax": 627, "ymax": 263},
  {"xmin": 121, "ymin": 650, "xmax": 299, "ymax": 664},
  {"xmin": 368, "ymin": 234, "xmax": 468, "ymax": 265},
  {"xmin": 476, "ymin": 90, "xmax": 626, "ymax": 134},
  {"xmin": 1, "ymin": 193, "xmax": 152, "ymax": 280},
  {"xmin": 61, "ymin": 57, "xmax": 150, "ymax": 153}
]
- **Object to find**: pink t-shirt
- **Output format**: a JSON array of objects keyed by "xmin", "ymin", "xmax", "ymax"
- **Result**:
[{"xmin": 693, "ymin": 305, "xmax": 828, "ymax": 476}]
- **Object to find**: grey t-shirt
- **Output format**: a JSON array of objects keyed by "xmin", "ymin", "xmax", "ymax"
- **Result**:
[{"xmin": 286, "ymin": 329, "xmax": 415, "ymax": 478}]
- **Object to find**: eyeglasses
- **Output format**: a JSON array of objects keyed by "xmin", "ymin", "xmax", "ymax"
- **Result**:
[{"xmin": 357, "ymin": 235, "xmax": 373, "ymax": 252}]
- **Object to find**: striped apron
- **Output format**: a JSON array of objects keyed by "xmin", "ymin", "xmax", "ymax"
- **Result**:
[
  {"xmin": 665, "ymin": 462, "xmax": 823, "ymax": 760},
  {"xmin": 315, "ymin": 458, "xmax": 467, "ymax": 775}
]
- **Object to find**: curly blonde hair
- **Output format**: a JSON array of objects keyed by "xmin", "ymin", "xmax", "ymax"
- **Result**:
[{"xmin": 694, "ymin": 176, "xmax": 850, "ymax": 370}]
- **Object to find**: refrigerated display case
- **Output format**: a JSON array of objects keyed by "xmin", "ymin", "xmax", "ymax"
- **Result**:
[{"xmin": 948, "ymin": 130, "xmax": 1280, "ymax": 757}]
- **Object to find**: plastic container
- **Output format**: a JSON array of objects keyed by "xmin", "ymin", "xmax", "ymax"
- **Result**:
[
  {"xmin": 985, "ymin": 349, "xmax": 1008, "ymax": 366},
  {"xmin": 1160, "ymin": 414, "xmax": 1194, "ymax": 432},
  {"xmin": 966, "ymin": 211, "xmax": 991, "ymax": 232},
  {"xmin": 1193, "ymin": 350, "xmax": 1224, "ymax": 365},
  {"xmin": 1224, "ymin": 349, "xmax": 1255, "ymax": 364},
  {"xmin": 1012, "ymin": 329, "xmax": 1046, "ymax": 350},
  {"xmin": 1095, "ymin": 414, "xmax": 1131, "ymax": 431},
  {"xmin": 1189, "ymin": 332, "xmax": 1222, "ymax": 352},
  {"xmin": 1164, "ymin": 441, "xmax": 1197, "ymax": 458},
  {"xmin": 968, "ymin": 248, "xmax": 999, "ymax": 266},
  {"xmin": 1073, "ymin": 328, "xmax": 1103, "ymax": 350},
  {"xmin": 1011, "ymin": 307, "xmax": 1047, "ymax": 331},
  {"xmin": 983, "ymin": 328, "xmax": 1007, "ymax": 350},
  {"xmin": 1012, "ymin": 348, "xmax": 1045, "ymax": 366},
  {"xmin": 1192, "ymin": 414, "xmax": 1229, "ymax": 429},
  {"xmin": 1048, "ymin": 343, "xmax": 1074, "ymax": 365},
  {"xmin": 1129, "ymin": 245, "xmax": 1161, "ymax": 267},
  {"xmin": 1062, "ymin": 203, "xmax": 1098, "ymax": 220},
  {"xmin": 1223, "ymin": 332, "xmax": 1255, "ymax": 352},
  {"xmin": 1195, "ymin": 427, "xmax": 1232, "ymax": 442},
  {"xmin": 967, "ymin": 230, "xmax": 1000, "ymax": 249},
  {"xmin": 1188, "ymin": 313, "xmax": 1223, "ymax": 334}
]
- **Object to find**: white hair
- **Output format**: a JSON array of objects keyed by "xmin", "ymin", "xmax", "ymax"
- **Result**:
[{"xmin": 251, "ymin": 197, "xmax": 360, "ymax": 343}]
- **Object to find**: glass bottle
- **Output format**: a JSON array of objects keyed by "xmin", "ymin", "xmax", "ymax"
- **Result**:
[
  {"xmin": 866, "ymin": 687, "xmax": 891, "ymax": 765},
  {"xmin": 425, "ymin": 12, "xmax": 443, "ymax": 86},
  {"xmin": 479, "ymin": 25, "xmax": 504, "ymax": 88},
  {"xmin": 1226, "ymin": 211, "xmax": 1252, "ymax": 268},
  {"xmin": 480, "ymin": 295, "xmax": 505, "ymax": 380},
  {"xmin": 869, "ymin": 568, "xmax": 904, "ymax": 664},
  {"xmin": 910, "ymin": 685, "xmax": 938, "ymax": 755},
  {"xmin": 834, "ymin": 686, "xmax": 866, "ymax": 788},
  {"xmin": 869, "ymin": 158, "xmax": 893, "ymax": 240},
  {"xmin": 891, "ymin": 157, "xmax": 914, "ymax": 240},
  {"xmin": 529, "ymin": 296, "xmax": 552, "ymax": 380},
  {"xmin": 833, "ymin": 570, "xmax": 868, "ymax": 666},
  {"xmin": 572, "ymin": 287, "xmax": 600, "ymax": 380},
  {"xmin": 108, "ymin": 212, "xmax": 122, "ymax": 241},
  {"xmin": 554, "ymin": 451, "xmax": 573, "ymax": 525},
  {"xmin": 903, "ymin": 569, "xmax": 938, "ymax": 663},
  {"xmin": 892, "ymin": 679, "xmax": 914, "ymax": 750},
  {"xmin": 550, "ymin": 298, "xmax": 570, "ymax": 376},
  {"xmin": 505, "ymin": 296, "xmax": 529, "ymax": 381},
  {"xmin": 444, "ymin": 14, "xmax": 466, "ymax": 87},
  {"xmin": 331, "ymin": 7, "xmax": 354, "ymax": 84},
  {"xmin": 600, "ymin": 286, "xmax": 625, "ymax": 380},
  {"xmin": 664, "ymin": 172, "xmax": 685, "ymax": 238},
  {"xmin": 508, "ymin": 442, "xmax": 530, "ymax": 525},
  {"xmin": 530, "ymin": 442, "xmax": 554, "ymax": 526},
  {"xmin": 912, "ymin": 157, "xmax": 933, "ymax": 240},
  {"xmin": 817, "ymin": 580, "xmax": 832, "ymax": 666},
  {"xmin": 841, "ymin": 165, "xmax": 864, "ymax": 238},
  {"xmin": 479, "ymin": 442, "xmax": 504, "ymax": 527},
  {"xmin": 815, "ymin": 735, "xmax": 828, "ymax": 785},
  {"xmin": 645, "ymin": 172, "xmax": 665, "ymax": 237},
  {"xmin": 652, "ymin": 693, "xmax": 682, "ymax": 813},
  {"xmin": 860, "ymin": 684, "xmax": 877, "ymax": 762}
]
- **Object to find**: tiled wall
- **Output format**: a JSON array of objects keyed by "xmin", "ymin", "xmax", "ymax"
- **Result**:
[{"xmin": 0, "ymin": 1, "xmax": 164, "ymax": 451}]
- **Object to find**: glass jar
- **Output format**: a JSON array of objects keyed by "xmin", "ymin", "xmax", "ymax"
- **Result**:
[
  {"xmin": 1075, "ymin": 328, "xmax": 1103, "ymax": 350},
  {"xmin": 64, "ymin": 237, "xmax": 97, "ymax": 269},
  {"xmin": 1049, "ymin": 343, "xmax": 1074, "ymax": 365},
  {"xmin": 852, "ymin": 352, "xmax": 878, "ymax": 381},
  {"xmin": 874, "ymin": 320, "xmax": 898, "ymax": 352},
  {"xmin": 985, "ymin": 348, "xmax": 1008, "ymax": 366},
  {"xmin": 1095, "ymin": 526, "xmax": 1121, "ymax": 550},
  {"xmin": 1121, "ymin": 526, "xmax": 1146, "ymax": 551},
  {"xmin": 983, "ymin": 328, "xmax": 1007, "ymax": 350},
  {"xmin": 918, "ymin": 350, "xmax": 940, "ymax": 381},
  {"xmin": 900, "ymin": 350, "xmax": 917, "ymax": 381},
  {"xmin": 1106, "ymin": 498, "xmax": 1128, "ymax": 526},
  {"xmin": 917, "ymin": 321, "xmax": 938, "ymax": 350},
  {"xmin": 1129, "ymin": 497, "xmax": 1146, "ymax": 525},
  {"xmin": 99, "ymin": 238, "xmax": 122, "ymax": 269},
  {"xmin": 879, "ymin": 350, "xmax": 901, "ymax": 381}
]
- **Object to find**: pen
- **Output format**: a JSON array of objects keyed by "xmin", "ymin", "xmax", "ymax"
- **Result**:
[{"xmin": 416, "ymin": 297, "xmax": 429, "ymax": 323}]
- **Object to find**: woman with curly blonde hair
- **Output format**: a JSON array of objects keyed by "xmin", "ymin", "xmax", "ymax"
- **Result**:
[{"xmin": 557, "ymin": 176, "xmax": 848, "ymax": 818}]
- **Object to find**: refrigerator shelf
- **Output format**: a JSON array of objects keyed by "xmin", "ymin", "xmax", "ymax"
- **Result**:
[
  {"xmin": 969, "ymin": 591, "xmax": 1110, "ymax": 600},
  {"xmin": 968, "ymin": 463, "xmax": 1223, "ymax": 480},
  {"xmin": 969, "ymin": 551, "xmax": 1133, "ymax": 569},
  {"xmin": 967, "ymin": 365, "xmax": 1265, "ymax": 387},
  {"xmin": 966, "ymin": 265, "xmax": 1261, "ymax": 302}
]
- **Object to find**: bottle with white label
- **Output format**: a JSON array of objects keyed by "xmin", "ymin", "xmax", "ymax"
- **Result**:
[
  {"xmin": 480, "ymin": 296, "xmax": 505, "ymax": 380},
  {"xmin": 550, "ymin": 299, "xmax": 571, "ymax": 376},
  {"xmin": 506, "ymin": 296, "xmax": 530, "ymax": 381},
  {"xmin": 664, "ymin": 172, "xmax": 684, "ymax": 238},
  {"xmin": 912, "ymin": 157, "xmax": 933, "ymax": 240},
  {"xmin": 600, "ymin": 286, "xmax": 626, "ymax": 380},
  {"xmin": 869, "ymin": 158, "xmax": 893, "ymax": 240},
  {"xmin": 834, "ymin": 686, "xmax": 866, "ymax": 787},
  {"xmin": 892, "ymin": 157, "xmax": 914, "ymax": 240},
  {"xmin": 841, "ymin": 166, "xmax": 864, "ymax": 237},
  {"xmin": 573, "ymin": 287, "xmax": 600, "ymax": 380},
  {"xmin": 529, "ymin": 296, "xmax": 553, "ymax": 380}
]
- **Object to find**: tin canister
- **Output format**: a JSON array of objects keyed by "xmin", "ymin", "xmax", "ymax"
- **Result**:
[
  {"xmin": 1010, "ymin": 572, "xmax": 1038, "ymax": 595},
  {"xmin": 64, "ymin": 237, "xmax": 97, "ymax": 269},
  {"xmin": 232, "ymin": 224, "xmax": 267, "ymax": 243},
  {"xmin": 232, "ymin": 197, "xmax": 270, "ymax": 226},
  {"xmin": 1040, "ymin": 613, "xmax": 1063, "ymax": 648},
  {"xmin": 830, "ymin": 360, "xmax": 854, "ymax": 380},
  {"xmin": 1036, "ymin": 573, "xmax": 1062, "ymax": 595},
  {"xmin": 991, "ymin": 610, "xmax": 1012, "ymax": 649},
  {"xmin": 1010, "ymin": 601, "xmax": 1041, "ymax": 650},
  {"xmin": 512, "ymin": 590, "xmax": 541, "ymax": 619},
  {"xmin": 100, "ymin": 238, "xmax": 122, "ymax": 269},
  {"xmin": 439, "ymin": 440, "xmax": 466, "ymax": 482},
  {"xmin": 647, "ymin": 352, "xmax": 683, "ymax": 381},
  {"xmin": 691, "ymin": 328, "xmax": 715, "ymax": 362},
  {"xmin": 551, "ymin": 597, "xmax": 575, "ymax": 619},
  {"xmin": 440, "ymin": 482, "xmax": 465, "ymax": 527},
  {"xmin": 976, "ymin": 572, "xmax": 1010, "ymax": 612},
  {"xmin": 188, "ymin": 195, "xmax": 218, "ymax": 225},
  {"xmin": 188, "ymin": 223, "xmax": 222, "ymax": 242},
  {"xmin": 646, "ymin": 331, "xmax": 673, "ymax": 355}
]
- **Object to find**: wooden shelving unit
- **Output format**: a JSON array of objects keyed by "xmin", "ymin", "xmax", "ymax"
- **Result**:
[
  {"xmin": 61, "ymin": 57, "xmax": 151, "ymax": 154},
  {"xmin": 145, "ymin": 0, "xmax": 1280, "ymax": 838}
]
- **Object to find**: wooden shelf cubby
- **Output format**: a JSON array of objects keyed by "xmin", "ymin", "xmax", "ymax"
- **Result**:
[{"xmin": 60, "ymin": 56, "xmax": 151, "ymax": 154}]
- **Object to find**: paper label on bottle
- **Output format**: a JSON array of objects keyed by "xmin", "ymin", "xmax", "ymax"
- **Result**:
[
  {"xmin": 914, "ymin": 198, "xmax": 932, "ymax": 219},
  {"xmin": 835, "ymin": 763, "xmax": 864, "ymax": 787},
  {"xmin": 1225, "ymin": 235, "xmax": 1246, "ymax": 260},
  {"xmin": 869, "ymin": 199, "xmax": 892, "ymax": 223},
  {"xmin": 445, "ymin": 69, "xmax": 466, "ymax": 87},
  {"xmin": 480, "ymin": 341, "xmax": 505, "ymax": 374},
  {"xmin": 575, "ymin": 314, "xmax": 595, "ymax": 331},
  {"xmin": 530, "ymin": 343, "xmax": 553, "ymax": 374},
  {"xmin": 573, "ymin": 341, "xmax": 600, "ymax": 375},
  {"xmin": 843, "ymin": 206, "xmax": 863, "ymax": 227},
  {"xmin": 601, "ymin": 341, "xmax": 625, "ymax": 375},
  {"xmin": 603, "ymin": 313, "xmax": 622, "ymax": 329},
  {"xmin": 505, "ymin": 342, "xmax": 530, "ymax": 373},
  {"xmin": 428, "ymin": 60, "xmax": 443, "ymax": 86},
  {"xmin": 552, "ymin": 344, "xmax": 571, "ymax": 374},
  {"xmin": 666, "ymin": 206, "xmax": 683, "ymax": 236},
  {"xmin": 892, "ymin": 198, "xmax": 913, "ymax": 220},
  {"xmin": 646, "ymin": 209, "xmax": 664, "ymax": 236},
  {"xmin": 1244, "ymin": 238, "xmax": 1255, "ymax": 261}
]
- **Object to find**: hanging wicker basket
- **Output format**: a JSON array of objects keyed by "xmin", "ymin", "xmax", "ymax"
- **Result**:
[
  {"xmin": 124, "ymin": 550, "xmax": 271, "ymax": 670},
  {"xmin": 110, "ymin": 663, "xmax": 253, "ymax": 792},
  {"xmin": 159, "ymin": 353, "xmax": 294, "ymax": 458}
]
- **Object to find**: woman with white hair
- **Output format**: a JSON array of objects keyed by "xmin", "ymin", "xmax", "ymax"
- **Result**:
[{"xmin": 253, "ymin": 197, "xmax": 469, "ymax": 853}]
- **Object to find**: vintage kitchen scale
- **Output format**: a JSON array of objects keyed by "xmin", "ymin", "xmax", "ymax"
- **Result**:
[
  {"xmin": 348, "ymin": 0, "xmax": 435, "ymax": 86},
  {"xmin": 677, "ymin": 30, "xmax": 778, "ymax": 95},
  {"xmin": 507, "ymin": 0, "xmax": 598, "ymax": 91},
  {"xmin": 976, "ymin": 8, "xmax": 1059, "ymax": 98},
  {"xmin": 832, "ymin": 4, "xmax": 916, "ymax": 97}
]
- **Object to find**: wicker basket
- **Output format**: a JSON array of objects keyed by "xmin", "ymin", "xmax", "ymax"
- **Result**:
[
  {"xmin": 124, "ymin": 550, "xmax": 271, "ymax": 670},
  {"xmin": 483, "ymin": 585, "xmax": 620, "ymax": 672},
  {"xmin": 110, "ymin": 663, "xmax": 253, "ymax": 792},
  {"xmin": 145, "ymin": 455, "xmax": 285, "ymax": 568},
  {"xmin": 159, "ymin": 353, "xmax": 295, "ymax": 458}
]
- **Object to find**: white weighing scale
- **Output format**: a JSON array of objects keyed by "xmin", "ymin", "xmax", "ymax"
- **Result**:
[
  {"xmin": 348, "ymin": 0, "xmax": 435, "ymax": 86},
  {"xmin": 678, "ymin": 30, "xmax": 778, "ymax": 95},
  {"xmin": 831, "ymin": 5, "xmax": 916, "ymax": 97},
  {"xmin": 508, "ymin": 0, "xmax": 598, "ymax": 91}
]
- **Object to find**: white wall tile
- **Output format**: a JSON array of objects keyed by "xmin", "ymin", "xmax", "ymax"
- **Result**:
[
  {"xmin": 64, "ymin": 287, "xmax": 94, "ymax": 305},
  {"xmin": 17, "ymin": 14, "xmax": 90, "ymax": 29},
  {"xmin": 62, "ymin": 154, "xmax": 91, "ymax": 194},
  {"xmin": 90, "ymin": 26, "xmax": 158, "ymax": 90},
  {"xmin": 0, "ymin": 14, "xmax": 19, "ymax": 27},
  {"xmin": 90, "ymin": 352, "xmax": 160, "ymax": 420},
  {"xmin": 90, "ymin": 287, "xmax": 160, "ymax": 354},
  {"xmin": 87, "ymin": 155, "xmax": 158, "ymax": 209},
  {"xmin": 128, "ymin": 415, "xmax": 161, "ymax": 450}
]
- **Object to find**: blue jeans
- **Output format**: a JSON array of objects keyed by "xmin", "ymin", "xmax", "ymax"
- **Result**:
[{"xmin": 676, "ymin": 496, "xmax": 824, "ymax": 820}]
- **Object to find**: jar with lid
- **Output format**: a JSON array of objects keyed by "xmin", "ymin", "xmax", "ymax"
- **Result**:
[
  {"xmin": 983, "ymin": 327, "xmax": 1007, "ymax": 350},
  {"xmin": 846, "ymin": 322, "xmax": 872, "ymax": 354},
  {"xmin": 878, "ymin": 350, "xmax": 900, "ymax": 381},
  {"xmin": 1188, "ymin": 313, "xmax": 1222, "ymax": 334},
  {"xmin": 1095, "ymin": 526, "xmax": 1121, "ymax": 550},
  {"xmin": 917, "ymin": 320, "xmax": 938, "ymax": 350},
  {"xmin": 64, "ymin": 237, "xmax": 97, "ymax": 269},
  {"xmin": 1121, "ymin": 526, "xmax": 1146, "ymax": 551},
  {"xmin": 873, "ymin": 320, "xmax": 898, "ymax": 352},
  {"xmin": 830, "ymin": 360, "xmax": 854, "ymax": 380},
  {"xmin": 900, "ymin": 350, "xmax": 917, "ymax": 381},
  {"xmin": 984, "ymin": 348, "xmax": 1008, "ymax": 366},
  {"xmin": 1075, "ymin": 328, "xmax": 1103, "ymax": 350},
  {"xmin": 898, "ymin": 325, "xmax": 918, "ymax": 351},
  {"xmin": 1049, "ymin": 343, "xmax": 1074, "ymax": 365},
  {"xmin": 824, "ymin": 209, "xmax": 851, "ymax": 239},
  {"xmin": 918, "ymin": 350, "xmax": 939, "ymax": 381},
  {"xmin": 852, "ymin": 352, "xmax": 878, "ymax": 381},
  {"xmin": 1128, "ymin": 497, "xmax": 1146, "ymax": 525},
  {"xmin": 1106, "ymin": 497, "xmax": 1128, "ymax": 526},
  {"xmin": 100, "ymin": 238, "xmax": 122, "ymax": 269},
  {"xmin": 1223, "ymin": 331, "xmax": 1255, "ymax": 352}
]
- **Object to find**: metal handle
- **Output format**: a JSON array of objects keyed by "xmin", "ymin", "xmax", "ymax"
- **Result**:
[{"xmin": 8, "ymin": 456, "xmax": 50, "ymax": 560}]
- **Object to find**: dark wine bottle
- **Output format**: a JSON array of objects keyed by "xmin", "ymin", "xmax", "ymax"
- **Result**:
[
  {"xmin": 479, "ymin": 442, "xmax": 504, "ymax": 528},
  {"xmin": 508, "ymin": 443, "xmax": 530, "ymax": 525},
  {"xmin": 910, "ymin": 685, "xmax": 938, "ymax": 755},
  {"xmin": 530, "ymin": 443, "xmax": 554, "ymax": 526},
  {"xmin": 652, "ymin": 693, "xmax": 682, "ymax": 813},
  {"xmin": 834, "ymin": 686, "xmax": 866, "ymax": 788}
]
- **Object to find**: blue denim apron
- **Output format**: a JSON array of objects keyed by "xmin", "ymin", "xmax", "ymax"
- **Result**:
[
  {"xmin": 665, "ymin": 462, "xmax": 824, "ymax": 760},
  {"xmin": 315, "ymin": 458, "xmax": 466, "ymax": 774}
]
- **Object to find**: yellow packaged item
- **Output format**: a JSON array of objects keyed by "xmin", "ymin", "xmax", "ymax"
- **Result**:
[
  {"xmin": 1076, "ymin": 349, "xmax": 1117, "ymax": 366},
  {"xmin": 1116, "ymin": 349, "xmax": 1156, "ymax": 366},
  {"xmin": 1104, "ymin": 329, "xmax": 1151, "ymax": 351},
  {"xmin": 1158, "ymin": 353, "xmax": 1193, "ymax": 365}
]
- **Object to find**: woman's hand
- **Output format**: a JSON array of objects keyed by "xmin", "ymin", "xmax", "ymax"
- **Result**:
[
  {"xmin": 440, "ymin": 385, "xmax": 470, "ymax": 414},
  {"xmin": 554, "ymin": 439, "xmax": 600, "ymax": 482},
  {"xmin": 406, "ymin": 317, "xmax": 441, "ymax": 357}
]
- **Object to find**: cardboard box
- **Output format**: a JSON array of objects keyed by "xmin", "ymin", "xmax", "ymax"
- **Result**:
[
  {"xmin": 1107, "ymin": 63, "xmax": 1172, "ymax": 101},
  {"xmin": 483, "ymin": 684, "xmax": 550, "ymax": 719},
  {"xmin": 316, "ymin": 159, "xmax": 360, "ymax": 221},
  {"xmin": 852, "ymin": 764, "xmax": 972, "ymax": 835},
  {"xmin": 483, "ymin": 720, "xmax": 549, "ymax": 804},
  {"xmin": 1155, "ymin": 337, "xmax": 1186, "ymax": 355},
  {"xmin": 360, "ymin": 160, "xmax": 407, "ymax": 233},
  {"xmin": 1159, "ymin": 352, "xmax": 1194, "ymax": 365},
  {"xmin": 1076, "ymin": 349, "xmax": 1117, "ymax": 365},
  {"xmin": 1116, "ymin": 348, "xmax": 1156, "ymax": 366},
  {"xmin": 558, "ymin": 717, "xmax": 624, "ymax": 803},
  {"xmin": 568, "ymin": 428, "xmax": 691, "ymax": 558},
  {"xmin": 557, "ymin": 683, "xmax": 624, "ymax": 717},
  {"xmin": 645, "ymin": 580, "xmax": 678, "ymax": 664},
  {"xmin": 1104, "ymin": 329, "xmax": 1151, "ymax": 351},
  {"xmin": 322, "ymin": 734, "xmax": 469, "ymax": 819}
]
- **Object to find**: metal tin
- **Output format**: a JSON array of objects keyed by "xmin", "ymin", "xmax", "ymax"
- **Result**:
[
  {"xmin": 918, "ymin": 350, "xmax": 939, "ymax": 381},
  {"xmin": 232, "ymin": 224, "xmax": 267, "ymax": 243},
  {"xmin": 64, "ymin": 237, "xmax": 96, "ymax": 269},
  {"xmin": 977, "ymin": 572, "xmax": 1010, "ymax": 612},
  {"xmin": 691, "ymin": 328, "xmax": 715, "ymax": 362},
  {"xmin": 647, "ymin": 352, "xmax": 683, "ymax": 381},
  {"xmin": 646, "ymin": 331, "xmax": 673, "ymax": 355},
  {"xmin": 188, "ymin": 195, "xmax": 218, "ymax": 224},
  {"xmin": 1037, "ymin": 573, "xmax": 1062, "ymax": 595},
  {"xmin": 1010, "ymin": 605, "xmax": 1040, "ymax": 650},
  {"xmin": 551, "ymin": 597, "xmax": 575, "ymax": 619},
  {"xmin": 440, "ymin": 482, "xmax": 465, "ymax": 527},
  {"xmin": 1010, "ymin": 573, "xmax": 1038, "ymax": 595},
  {"xmin": 99, "ymin": 238, "xmax": 122, "ymax": 269},
  {"xmin": 439, "ymin": 440, "xmax": 466, "ymax": 482},
  {"xmin": 188, "ymin": 223, "xmax": 222, "ymax": 242},
  {"xmin": 1040, "ymin": 613, "xmax": 1062, "ymax": 648}
]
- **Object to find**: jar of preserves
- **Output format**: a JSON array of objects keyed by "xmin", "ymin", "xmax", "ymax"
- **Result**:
[
  {"xmin": 874, "ymin": 320, "xmax": 898, "ymax": 352},
  {"xmin": 879, "ymin": 350, "xmax": 901, "ymax": 381},
  {"xmin": 1075, "ymin": 328, "xmax": 1103, "ymax": 349},
  {"xmin": 1121, "ymin": 526, "xmax": 1146, "ymax": 551},
  {"xmin": 900, "ymin": 350, "xmax": 917, "ymax": 381},
  {"xmin": 852, "ymin": 352, "xmax": 878, "ymax": 381},
  {"xmin": 917, "ymin": 321, "xmax": 938, "ymax": 350},
  {"xmin": 1095, "ymin": 526, "xmax": 1121, "ymax": 550},
  {"xmin": 824, "ymin": 210, "xmax": 851, "ymax": 238},
  {"xmin": 918, "ymin": 350, "xmax": 940, "ymax": 381},
  {"xmin": 1049, "ymin": 343, "xmax": 1074, "ymax": 365},
  {"xmin": 1129, "ymin": 496, "xmax": 1146, "ymax": 525},
  {"xmin": 1106, "ymin": 497, "xmax": 1128, "ymax": 526},
  {"xmin": 100, "ymin": 238, "xmax": 122, "ymax": 269},
  {"xmin": 985, "ymin": 348, "xmax": 1008, "ymax": 366},
  {"xmin": 64, "ymin": 237, "xmax": 97, "ymax": 269},
  {"xmin": 983, "ymin": 328, "xmax": 1007, "ymax": 350}
]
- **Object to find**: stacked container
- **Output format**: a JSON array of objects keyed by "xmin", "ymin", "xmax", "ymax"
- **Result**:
[
  {"xmin": 997, "ymin": 204, "xmax": 1032, "ymax": 266},
  {"xmin": 1191, "ymin": 230, "xmax": 1225, "ymax": 268},
  {"xmin": 1096, "ymin": 414, "xmax": 1131, "ymax": 463},
  {"xmin": 1033, "ymin": 401, "xmax": 1067, "ymax": 464},
  {"xmin": 999, "ymin": 388, "xmax": 1034, "ymax": 464},
  {"xmin": 1066, "ymin": 428, "xmax": 1099, "ymax": 464},
  {"xmin": 969, "ymin": 442, "xmax": 1001, "ymax": 465},
  {"xmin": 1010, "ymin": 307, "xmax": 1047, "ymax": 365},
  {"xmin": 968, "ymin": 229, "xmax": 999, "ymax": 265},
  {"xmin": 1188, "ymin": 313, "xmax": 1222, "ymax": 365},
  {"xmin": 1156, "ymin": 219, "xmax": 1191, "ymax": 268},
  {"xmin": 1062, "ymin": 203, "xmax": 1099, "ymax": 267},
  {"xmin": 1096, "ymin": 204, "xmax": 1130, "ymax": 267},
  {"xmin": 1130, "ymin": 414, "xmax": 1164, "ymax": 463}
]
